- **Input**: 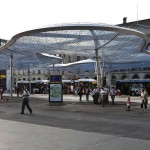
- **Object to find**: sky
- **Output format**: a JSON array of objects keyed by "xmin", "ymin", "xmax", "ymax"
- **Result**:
[{"xmin": 0, "ymin": 0, "xmax": 149, "ymax": 40}]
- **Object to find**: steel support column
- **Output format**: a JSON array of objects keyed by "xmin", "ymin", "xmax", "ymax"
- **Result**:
[
  {"xmin": 28, "ymin": 65, "xmax": 31, "ymax": 93},
  {"xmin": 95, "ymin": 49, "xmax": 101, "ymax": 87},
  {"xmin": 10, "ymin": 53, "xmax": 13, "ymax": 98}
]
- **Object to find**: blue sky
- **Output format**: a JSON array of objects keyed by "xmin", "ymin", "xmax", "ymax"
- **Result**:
[{"xmin": 0, "ymin": 0, "xmax": 149, "ymax": 39}]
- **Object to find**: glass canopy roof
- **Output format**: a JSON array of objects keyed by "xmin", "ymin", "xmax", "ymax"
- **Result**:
[{"xmin": 0, "ymin": 23, "xmax": 149, "ymax": 70}]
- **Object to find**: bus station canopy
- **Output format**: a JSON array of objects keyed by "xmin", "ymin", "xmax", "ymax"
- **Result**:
[
  {"xmin": 0, "ymin": 23, "xmax": 149, "ymax": 71},
  {"xmin": 47, "ymin": 59, "xmax": 95, "ymax": 71},
  {"xmin": 47, "ymin": 58, "xmax": 150, "ymax": 74}
]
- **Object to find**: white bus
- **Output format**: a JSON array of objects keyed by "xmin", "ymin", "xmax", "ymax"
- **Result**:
[
  {"xmin": 62, "ymin": 78, "xmax": 97, "ymax": 94},
  {"xmin": 16, "ymin": 80, "xmax": 49, "ymax": 93}
]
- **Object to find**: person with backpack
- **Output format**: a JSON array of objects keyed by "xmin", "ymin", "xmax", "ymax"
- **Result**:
[{"xmin": 20, "ymin": 88, "xmax": 32, "ymax": 114}]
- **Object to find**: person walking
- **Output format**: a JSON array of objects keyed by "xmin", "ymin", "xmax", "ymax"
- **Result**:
[
  {"xmin": 91, "ymin": 87, "xmax": 96, "ymax": 102},
  {"xmin": 16, "ymin": 86, "xmax": 20, "ymax": 97},
  {"xmin": 100, "ymin": 87, "xmax": 106, "ymax": 107},
  {"xmin": 110, "ymin": 86, "xmax": 116, "ymax": 105},
  {"xmin": 93, "ymin": 86, "xmax": 100, "ymax": 104},
  {"xmin": 85, "ymin": 87, "xmax": 90, "ymax": 101},
  {"xmin": 126, "ymin": 95, "xmax": 131, "ymax": 111},
  {"xmin": 140, "ymin": 89, "xmax": 148, "ymax": 112},
  {"xmin": 0, "ymin": 87, "xmax": 5, "ymax": 103},
  {"xmin": 78, "ymin": 86, "xmax": 83, "ymax": 102},
  {"xmin": 20, "ymin": 88, "xmax": 32, "ymax": 114}
]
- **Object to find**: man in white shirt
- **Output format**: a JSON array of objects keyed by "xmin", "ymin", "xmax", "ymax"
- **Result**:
[
  {"xmin": 20, "ymin": 89, "xmax": 32, "ymax": 114},
  {"xmin": 110, "ymin": 86, "xmax": 116, "ymax": 105},
  {"xmin": 93, "ymin": 86, "xmax": 100, "ymax": 104},
  {"xmin": 100, "ymin": 87, "xmax": 106, "ymax": 107}
]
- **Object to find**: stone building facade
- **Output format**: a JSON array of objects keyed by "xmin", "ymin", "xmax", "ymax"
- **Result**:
[{"xmin": 106, "ymin": 18, "xmax": 150, "ymax": 86}]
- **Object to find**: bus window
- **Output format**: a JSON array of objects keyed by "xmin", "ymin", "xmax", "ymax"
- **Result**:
[
  {"xmin": 16, "ymin": 80, "xmax": 49, "ymax": 94},
  {"xmin": 116, "ymin": 79, "xmax": 150, "ymax": 96}
]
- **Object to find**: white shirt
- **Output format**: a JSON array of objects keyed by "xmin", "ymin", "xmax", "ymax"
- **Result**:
[
  {"xmin": 23, "ymin": 90, "xmax": 30, "ymax": 98},
  {"xmin": 100, "ymin": 89, "xmax": 106, "ymax": 95}
]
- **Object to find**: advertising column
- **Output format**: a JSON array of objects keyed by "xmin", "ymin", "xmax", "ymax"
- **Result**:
[{"xmin": 49, "ymin": 75, "xmax": 63, "ymax": 102}]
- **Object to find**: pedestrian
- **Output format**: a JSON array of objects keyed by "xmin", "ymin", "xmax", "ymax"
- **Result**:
[
  {"xmin": 0, "ymin": 87, "xmax": 5, "ymax": 103},
  {"xmin": 100, "ymin": 87, "xmax": 106, "ymax": 107},
  {"xmin": 126, "ymin": 95, "xmax": 131, "ymax": 111},
  {"xmin": 104, "ymin": 86, "xmax": 109, "ymax": 104},
  {"xmin": 140, "ymin": 89, "xmax": 148, "ymax": 112},
  {"xmin": 20, "ymin": 88, "xmax": 32, "ymax": 114},
  {"xmin": 91, "ymin": 87, "xmax": 95, "ymax": 102},
  {"xmin": 78, "ymin": 86, "xmax": 83, "ymax": 101},
  {"xmin": 85, "ymin": 87, "xmax": 90, "ymax": 101},
  {"xmin": 16, "ymin": 86, "xmax": 20, "ymax": 97},
  {"xmin": 93, "ymin": 86, "xmax": 100, "ymax": 104},
  {"xmin": 110, "ymin": 86, "xmax": 116, "ymax": 105}
]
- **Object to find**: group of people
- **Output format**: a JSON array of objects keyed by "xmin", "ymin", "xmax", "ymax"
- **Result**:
[
  {"xmin": 77, "ymin": 85, "xmax": 149, "ymax": 111},
  {"xmin": 1, "ymin": 84, "xmax": 149, "ymax": 114},
  {"xmin": 18, "ymin": 87, "xmax": 150, "ymax": 113},
  {"xmin": 91, "ymin": 86, "xmax": 116, "ymax": 107},
  {"xmin": 76, "ymin": 85, "xmax": 117, "ymax": 107}
]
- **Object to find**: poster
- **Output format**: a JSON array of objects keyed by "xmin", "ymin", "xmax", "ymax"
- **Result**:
[{"xmin": 49, "ymin": 84, "xmax": 62, "ymax": 102}]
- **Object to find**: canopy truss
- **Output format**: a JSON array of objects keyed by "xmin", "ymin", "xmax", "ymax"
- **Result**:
[
  {"xmin": 0, "ymin": 23, "xmax": 149, "ymax": 71},
  {"xmin": 0, "ymin": 23, "xmax": 149, "ymax": 97}
]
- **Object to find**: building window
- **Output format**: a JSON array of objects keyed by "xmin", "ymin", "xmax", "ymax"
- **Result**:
[
  {"xmin": 132, "ymin": 75, "xmax": 139, "ymax": 79},
  {"xmin": 38, "ymin": 77, "xmax": 41, "ymax": 80},
  {"xmin": 38, "ymin": 70, "xmax": 41, "ymax": 74},
  {"xmin": 56, "ymin": 54, "xmax": 59, "ymax": 57},
  {"xmin": 77, "ymin": 56, "xmax": 81, "ymax": 61},
  {"xmin": 121, "ymin": 75, "xmax": 127, "ymax": 80},
  {"xmin": 83, "ymin": 56, "xmax": 87, "ymax": 60},
  {"xmin": 143, "ymin": 67, "xmax": 150, "ymax": 71},
  {"xmin": 18, "ymin": 71, "xmax": 20, "ymax": 75},
  {"xmin": 144, "ymin": 74, "xmax": 150, "ymax": 79},
  {"xmin": 68, "ymin": 55, "xmax": 73, "ymax": 62},
  {"xmin": 120, "ymin": 69, "xmax": 126, "ymax": 72},
  {"xmin": 131, "ymin": 68, "xmax": 140, "ymax": 71},
  {"xmin": 147, "ymin": 43, "xmax": 150, "ymax": 51},
  {"xmin": 32, "ymin": 70, "xmax": 35, "ymax": 74},
  {"xmin": 0, "ymin": 39, "xmax": 7, "ymax": 46},
  {"xmin": 33, "ymin": 78, "xmax": 35, "ymax": 80},
  {"xmin": 23, "ymin": 78, "xmax": 26, "ymax": 80}
]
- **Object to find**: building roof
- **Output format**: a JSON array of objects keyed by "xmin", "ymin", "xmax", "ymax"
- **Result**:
[{"xmin": 117, "ymin": 18, "xmax": 150, "ymax": 27}]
